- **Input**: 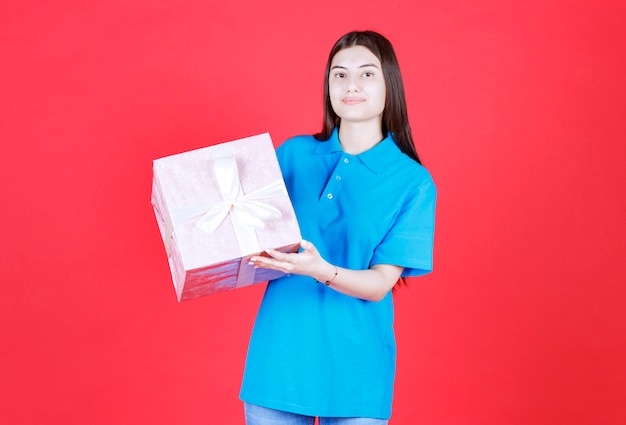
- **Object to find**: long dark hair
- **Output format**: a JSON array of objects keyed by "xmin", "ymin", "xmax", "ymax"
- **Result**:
[{"xmin": 315, "ymin": 30, "xmax": 422, "ymax": 165}]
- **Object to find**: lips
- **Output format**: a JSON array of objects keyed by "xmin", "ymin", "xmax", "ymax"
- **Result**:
[{"xmin": 342, "ymin": 97, "xmax": 366, "ymax": 105}]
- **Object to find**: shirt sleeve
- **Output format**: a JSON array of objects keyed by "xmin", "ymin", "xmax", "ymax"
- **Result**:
[{"xmin": 370, "ymin": 174, "xmax": 437, "ymax": 277}]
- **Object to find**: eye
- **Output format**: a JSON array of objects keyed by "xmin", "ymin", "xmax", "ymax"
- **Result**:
[
  {"xmin": 362, "ymin": 71, "xmax": 374, "ymax": 78},
  {"xmin": 333, "ymin": 72, "xmax": 346, "ymax": 79}
]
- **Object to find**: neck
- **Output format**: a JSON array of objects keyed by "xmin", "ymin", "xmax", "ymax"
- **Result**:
[{"xmin": 337, "ymin": 120, "xmax": 384, "ymax": 155}]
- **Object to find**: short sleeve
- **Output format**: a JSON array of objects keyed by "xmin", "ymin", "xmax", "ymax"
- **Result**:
[{"xmin": 370, "ymin": 175, "xmax": 437, "ymax": 277}]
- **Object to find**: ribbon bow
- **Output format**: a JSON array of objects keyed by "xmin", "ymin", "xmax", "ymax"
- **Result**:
[
  {"xmin": 194, "ymin": 154, "xmax": 284, "ymax": 234},
  {"xmin": 169, "ymin": 145, "xmax": 285, "ymax": 255}
]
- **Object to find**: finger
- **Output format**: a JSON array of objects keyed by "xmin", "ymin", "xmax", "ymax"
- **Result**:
[
  {"xmin": 264, "ymin": 248, "xmax": 290, "ymax": 261},
  {"xmin": 249, "ymin": 255, "xmax": 274, "ymax": 267},
  {"xmin": 300, "ymin": 239, "xmax": 318, "ymax": 255},
  {"xmin": 249, "ymin": 256, "xmax": 292, "ymax": 273}
]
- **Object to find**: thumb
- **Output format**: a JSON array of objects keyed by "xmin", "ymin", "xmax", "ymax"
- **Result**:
[{"xmin": 300, "ymin": 239, "xmax": 318, "ymax": 254}]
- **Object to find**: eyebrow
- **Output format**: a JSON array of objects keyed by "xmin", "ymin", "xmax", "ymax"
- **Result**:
[{"xmin": 330, "ymin": 63, "xmax": 380, "ymax": 70}]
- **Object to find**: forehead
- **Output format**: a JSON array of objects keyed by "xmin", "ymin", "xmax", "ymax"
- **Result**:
[{"xmin": 331, "ymin": 45, "xmax": 381, "ymax": 68}]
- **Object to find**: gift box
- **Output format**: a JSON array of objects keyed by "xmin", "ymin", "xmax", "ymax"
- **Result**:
[{"xmin": 151, "ymin": 133, "xmax": 301, "ymax": 301}]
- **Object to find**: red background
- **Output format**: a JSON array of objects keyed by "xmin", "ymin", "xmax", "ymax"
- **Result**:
[{"xmin": 1, "ymin": 1, "xmax": 625, "ymax": 424}]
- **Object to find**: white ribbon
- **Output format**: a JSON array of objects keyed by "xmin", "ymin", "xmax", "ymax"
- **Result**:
[{"xmin": 169, "ymin": 145, "xmax": 285, "ymax": 258}]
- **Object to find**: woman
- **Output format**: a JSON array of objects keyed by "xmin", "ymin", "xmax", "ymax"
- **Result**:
[{"xmin": 240, "ymin": 30, "xmax": 437, "ymax": 425}]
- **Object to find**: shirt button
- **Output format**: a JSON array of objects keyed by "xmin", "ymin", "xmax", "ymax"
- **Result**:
[
  {"xmin": 335, "ymin": 175, "xmax": 342, "ymax": 181},
  {"xmin": 327, "ymin": 193, "xmax": 334, "ymax": 200},
  {"xmin": 343, "ymin": 158, "xmax": 350, "ymax": 164}
]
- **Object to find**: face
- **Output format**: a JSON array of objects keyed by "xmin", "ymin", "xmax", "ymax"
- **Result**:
[{"xmin": 328, "ymin": 45, "xmax": 386, "ymax": 127}]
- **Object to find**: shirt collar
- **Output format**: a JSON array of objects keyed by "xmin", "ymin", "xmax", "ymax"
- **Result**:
[{"xmin": 314, "ymin": 127, "xmax": 404, "ymax": 174}]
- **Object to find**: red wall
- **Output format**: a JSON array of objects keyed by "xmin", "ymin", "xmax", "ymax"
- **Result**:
[{"xmin": 1, "ymin": 1, "xmax": 625, "ymax": 424}]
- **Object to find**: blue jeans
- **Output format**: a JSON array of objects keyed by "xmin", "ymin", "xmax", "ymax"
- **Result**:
[{"xmin": 244, "ymin": 403, "xmax": 389, "ymax": 425}]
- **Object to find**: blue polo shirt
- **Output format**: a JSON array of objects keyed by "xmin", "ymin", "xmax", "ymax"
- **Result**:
[{"xmin": 240, "ymin": 129, "xmax": 436, "ymax": 419}]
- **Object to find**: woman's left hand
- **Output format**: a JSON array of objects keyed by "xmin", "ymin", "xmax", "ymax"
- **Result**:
[
  {"xmin": 250, "ymin": 239, "xmax": 403, "ymax": 302},
  {"xmin": 249, "ymin": 239, "xmax": 330, "ymax": 280}
]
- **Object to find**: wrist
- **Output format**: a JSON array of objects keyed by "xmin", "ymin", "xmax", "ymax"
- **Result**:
[{"xmin": 316, "ymin": 263, "xmax": 338, "ymax": 286}]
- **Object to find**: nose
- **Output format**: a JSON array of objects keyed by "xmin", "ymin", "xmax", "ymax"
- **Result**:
[{"xmin": 347, "ymin": 75, "xmax": 360, "ymax": 92}]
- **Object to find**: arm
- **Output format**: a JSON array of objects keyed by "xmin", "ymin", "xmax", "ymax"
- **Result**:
[{"xmin": 249, "ymin": 240, "xmax": 403, "ymax": 302}]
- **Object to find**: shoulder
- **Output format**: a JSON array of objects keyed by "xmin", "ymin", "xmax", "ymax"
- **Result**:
[
  {"xmin": 277, "ymin": 134, "xmax": 319, "ymax": 155},
  {"xmin": 413, "ymin": 162, "xmax": 436, "ymax": 191},
  {"xmin": 275, "ymin": 134, "xmax": 320, "ymax": 175},
  {"xmin": 392, "ymin": 153, "xmax": 436, "ymax": 191},
  {"xmin": 276, "ymin": 134, "xmax": 324, "ymax": 169}
]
